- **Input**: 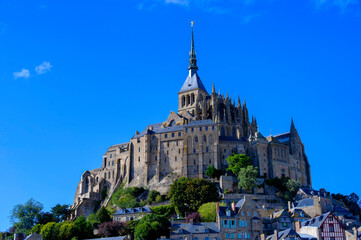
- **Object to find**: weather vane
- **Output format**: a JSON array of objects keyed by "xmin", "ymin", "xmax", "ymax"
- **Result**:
[{"xmin": 191, "ymin": 21, "xmax": 194, "ymax": 27}]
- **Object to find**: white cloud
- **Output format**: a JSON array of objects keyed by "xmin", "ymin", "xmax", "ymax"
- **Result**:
[
  {"xmin": 35, "ymin": 61, "xmax": 52, "ymax": 74},
  {"xmin": 13, "ymin": 69, "xmax": 30, "ymax": 80},
  {"xmin": 314, "ymin": 0, "xmax": 360, "ymax": 11},
  {"xmin": 165, "ymin": 0, "xmax": 189, "ymax": 6}
]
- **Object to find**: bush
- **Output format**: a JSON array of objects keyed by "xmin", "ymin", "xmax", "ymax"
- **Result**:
[
  {"xmin": 97, "ymin": 221, "xmax": 127, "ymax": 237},
  {"xmin": 108, "ymin": 186, "xmax": 145, "ymax": 209},
  {"xmin": 41, "ymin": 222, "xmax": 60, "ymax": 240},
  {"xmin": 30, "ymin": 224, "xmax": 43, "ymax": 234},
  {"xmin": 133, "ymin": 214, "xmax": 170, "ymax": 240},
  {"xmin": 150, "ymin": 205, "xmax": 175, "ymax": 216},
  {"xmin": 59, "ymin": 222, "xmax": 77, "ymax": 240},
  {"xmin": 96, "ymin": 206, "xmax": 111, "ymax": 223},
  {"xmin": 147, "ymin": 190, "xmax": 160, "ymax": 203},
  {"xmin": 73, "ymin": 216, "xmax": 93, "ymax": 239}
]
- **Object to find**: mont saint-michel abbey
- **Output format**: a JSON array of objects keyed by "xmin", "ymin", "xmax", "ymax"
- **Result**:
[{"xmin": 72, "ymin": 27, "xmax": 312, "ymax": 217}]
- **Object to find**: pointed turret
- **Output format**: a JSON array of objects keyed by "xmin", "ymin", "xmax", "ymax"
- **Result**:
[
  {"xmin": 212, "ymin": 82, "xmax": 215, "ymax": 93},
  {"xmin": 243, "ymin": 99, "xmax": 246, "ymax": 107},
  {"xmin": 188, "ymin": 21, "xmax": 198, "ymax": 73},
  {"xmin": 237, "ymin": 96, "xmax": 241, "ymax": 106}
]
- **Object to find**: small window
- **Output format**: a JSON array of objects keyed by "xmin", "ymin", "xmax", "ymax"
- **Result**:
[
  {"xmin": 194, "ymin": 160, "xmax": 196, "ymax": 165},
  {"xmin": 172, "ymin": 133, "xmax": 175, "ymax": 137},
  {"xmin": 212, "ymin": 126, "xmax": 215, "ymax": 130},
  {"xmin": 112, "ymin": 161, "xmax": 114, "ymax": 166},
  {"xmin": 209, "ymin": 159, "xmax": 211, "ymax": 164},
  {"xmin": 155, "ymin": 156, "xmax": 157, "ymax": 161},
  {"xmin": 138, "ymin": 157, "xmax": 140, "ymax": 162},
  {"xmin": 193, "ymin": 149, "xmax": 196, "ymax": 154},
  {"xmin": 206, "ymin": 126, "xmax": 208, "ymax": 131},
  {"xmin": 139, "ymin": 147, "xmax": 140, "ymax": 152},
  {"xmin": 206, "ymin": 147, "xmax": 209, "ymax": 152},
  {"xmin": 167, "ymin": 142, "xmax": 169, "ymax": 147},
  {"xmin": 165, "ymin": 134, "xmax": 168, "ymax": 138},
  {"xmin": 191, "ymin": 128, "xmax": 194, "ymax": 132},
  {"xmin": 175, "ymin": 156, "xmax": 177, "ymax": 161},
  {"xmin": 176, "ymin": 141, "xmax": 178, "ymax": 146},
  {"xmin": 137, "ymin": 138, "xmax": 140, "ymax": 143},
  {"xmin": 178, "ymin": 132, "xmax": 181, "ymax": 137},
  {"xmin": 329, "ymin": 224, "xmax": 334, "ymax": 232},
  {"xmin": 179, "ymin": 149, "xmax": 181, "ymax": 153},
  {"xmin": 167, "ymin": 150, "xmax": 169, "ymax": 155},
  {"xmin": 110, "ymin": 154, "xmax": 112, "ymax": 158},
  {"xmin": 200, "ymin": 127, "xmax": 202, "ymax": 131},
  {"xmin": 185, "ymin": 128, "xmax": 188, "ymax": 133},
  {"xmin": 195, "ymin": 136, "xmax": 198, "ymax": 142}
]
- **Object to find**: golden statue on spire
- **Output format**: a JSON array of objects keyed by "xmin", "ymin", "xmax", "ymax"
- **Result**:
[{"xmin": 191, "ymin": 21, "xmax": 194, "ymax": 27}]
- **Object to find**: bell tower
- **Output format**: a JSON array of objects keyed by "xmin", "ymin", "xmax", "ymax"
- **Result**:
[{"xmin": 178, "ymin": 22, "xmax": 208, "ymax": 118}]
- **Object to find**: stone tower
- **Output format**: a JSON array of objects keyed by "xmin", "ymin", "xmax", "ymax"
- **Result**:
[{"xmin": 178, "ymin": 24, "xmax": 209, "ymax": 118}]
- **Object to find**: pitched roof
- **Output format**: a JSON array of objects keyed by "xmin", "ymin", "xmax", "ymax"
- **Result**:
[
  {"xmin": 301, "ymin": 212, "xmax": 331, "ymax": 228},
  {"xmin": 266, "ymin": 229, "xmax": 300, "ymax": 240},
  {"xmin": 171, "ymin": 222, "xmax": 220, "ymax": 235},
  {"xmin": 298, "ymin": 233, "xmax": 318, "ymax": 240},
  {"xmin": 179, "ymin": 72, "xmax": 208, "ymax": 93},
  {"xmin": 294, "ymin": 198, "xmax": 314, "ymax": 208},
  {"xmin": 114, "ymin": 207, "xmax": 151, "ymax": 215}
]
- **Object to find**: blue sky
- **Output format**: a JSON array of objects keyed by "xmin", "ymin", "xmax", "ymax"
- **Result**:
[{"xmin": 1, "ymin": 0, "xmax": 361, "ymax": 231}]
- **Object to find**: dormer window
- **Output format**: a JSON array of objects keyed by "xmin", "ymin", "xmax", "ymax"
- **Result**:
[{"xmin": 226, "ymin": 210, "xmax": 231, "ymax": 216}]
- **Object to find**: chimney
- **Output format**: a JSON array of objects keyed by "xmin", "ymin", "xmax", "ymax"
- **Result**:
[
  {"xmin": 295, "ymin": 221, "xmax": 301, "ymax": 233},
  {"xmin": 231, "ymin": 201, "xmax": 236, "ymax": 212},
  {"xmin": 274, "ymin": 229, "xmax": 278, "ymax": 240},
  {"xmin": 216, "ymin": 202, "xmax": 220, "ymax": 214},
  {"xmin": 354, "ymin": 227, "xmax": 358, "ymax": 240}
]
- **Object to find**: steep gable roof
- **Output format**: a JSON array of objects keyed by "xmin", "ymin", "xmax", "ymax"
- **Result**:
[{"xmin": 179, "ymin": 72, "xmax": 208, "ymax": 93}]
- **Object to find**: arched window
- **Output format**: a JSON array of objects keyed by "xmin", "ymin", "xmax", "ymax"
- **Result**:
[
  {"xmin": 186, "ymin": 95, "xmax": 190, "ymax": 105},
  {"xmin": 203, "ymin": 135, "xmax": 207, "ymax": 142},
  {"xmin": 169, "ymin": 120, "xmax": 175, "ymax": 126},
  {"xmin": 182, "ymin": 95, "xmax": 185, "ymax": 107},
  {"xmin": 221, "ymin": 126, "xmax": 226, "ymax": 136},
  {"xmin": 191, "ymin": 93, "xmax": 195, "ymax": 104}
]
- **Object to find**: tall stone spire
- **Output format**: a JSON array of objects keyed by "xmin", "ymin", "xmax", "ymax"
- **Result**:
[{"xmin": 188, "ymin": 21, "xmax": 198, "ymax": 73}]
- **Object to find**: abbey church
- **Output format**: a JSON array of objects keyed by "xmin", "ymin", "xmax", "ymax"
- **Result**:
[{"xmin": 72, "ymin": 26, "xmax": 312, "ymax": 218}]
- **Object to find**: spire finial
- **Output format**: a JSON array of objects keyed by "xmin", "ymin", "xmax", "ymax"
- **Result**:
[
  {"xmin": 188, "ymin": 21, "xmax": 198, "ymax": 71},
  {"xmin": 212, "ymin": 82, "xmax": 215, "ymax": 93},
  {"xmin": 238, "ymin": 96, "xmax": 241, "ymax": 106}
]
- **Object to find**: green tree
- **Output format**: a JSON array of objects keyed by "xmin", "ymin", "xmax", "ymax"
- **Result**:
[
  {"xmin": 41, "ymin": 222, "xmax": 59, "ymax": 240},
  {"xmin": 238, "ymin": 165, "xmax": 258, "ymax": 193},
  {"xmin": 150, "ymin": 204, "xmax": 175, "ymax": 216},
  {"xmin": 286, "ymin": 179, "xmax": 301, "ymax": 198},
  {"xmin": 73, "ymin": 216, "xmax": 93, "ymax": 240},
  {"xmin": 36, "ymin": 212, "xmax": 54, "ymax": 225},
  {"xmin": 198, "ymin": 202, "xmax": 225, "ymax": 222},
  {"xmin": 10, "ymin": 198, "xmax": 44, "ymax": 235},
  {"xmin": 51, "ymin": 204, "xmax": 71, "ymax": 223},
  {"xmin": 147, "ymin": 190, "xmax": 160, "ymax": 203},
  {"xmin": 133, "ymin": 214, "xmax": 170, "ymax": 240},
  {"xmin": 96, "ymin": 206, "xmax": 111, "ymax": 223},
  {"xmin": 226, "ymin": 154, "xmax": 251, "ymax": 176},
  {"xmin": 59, "ymin": 222, "xmax": 78, "ymax": 240},
  {"xmin": 30, "ymin": 224, "xmax": 43, "ymax": 234},
  {"xmin": 169, "ymin": 177, "xmax": 220, "ymax": 216}
]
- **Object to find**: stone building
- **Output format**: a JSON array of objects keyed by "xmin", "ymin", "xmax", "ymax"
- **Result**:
[{"xmin": 71, "ymin": 25, "xmax": 312, "ymax": 218}]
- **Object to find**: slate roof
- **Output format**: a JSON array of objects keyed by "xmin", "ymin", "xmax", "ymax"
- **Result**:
[
  {"xmin": 132, "ymin": 119, "xmax": 216, "ymax": 138},
  {"xmin": 114, "ymin": 207, "xmax": 151, "ymax": 215},
  {"xmin": 298, "ymin": 233, "xmax": 318, "ymax": 240},
  {"xmin": 179, "ymin": 72, "xmax": 208, "ymax": 93},
  {"xmin": 300, "ymin": 188, "xmax": 320, "ymax": 196},
  {"xmin": 84, "ymin": 237, "xmax": 126, "ymax": 240},
  {"xmin": 266, "ymin": 228, "xmax": 300, "ymax": 240},
  {"xmin": 294, "ymin": 198, "xmax": 314, "ymax": 208},
  {"xmin": 273, "ymin": 133, "xmax": 290, "ymax": 144},
  {"xmin": 171, "ymin": 222, "xmax": 219, "ymax": 235},
  {"xmin": 186, "ymin": 119, "xmax": 216, "ymax": 127},
  {"xmin": 301, "ymin": 212, "xmax": 331, "ymax": 228}
]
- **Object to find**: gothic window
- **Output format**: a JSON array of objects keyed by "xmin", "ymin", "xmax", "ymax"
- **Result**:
[
  {"xmin": 193, "ymin": 149, "xmax": 196, "ymax": 154},
  {"xmin": 206, "ymin": 126, "xmax": 208, "ymax": 131},
  {"xmin": 176, "ymin": 141, "xmax": 178, "ymax": 146},
  {"xmin": 203, "ymin": 135, "xmax": 207, "ymax": 142},
  {"xmin": 179, "ymin": 149, "xmax": 181, "ymax": 153},
  {"xmin": 186, "ymin": 95, "xmax": 190, "ymax": 105},
  {"xmin": 191, "ymin": 94, "xmax": 195, "ymax": 104},
  {"xmin": 175, "ymin": 157, "xmax": 177, "ymax": 161},
  {"xmin": 167, "ymin": 142, "xmax": 169, "ymax": 147},
  {"xmin": 155, "ymin": 156, "xmax": 157, "ymax": 161},
  {"xmin": 110, "ymin": 154, "xmax": 112, "ymax": 158},
  {"xmin": 221, "ymin": 126, "xmax": 225, "ymax": 136},
  {"xmin": 165, "ymin": 134, "xmax": 168, "ymax": 138},
  {"xmin": 182, "ymin": 95, "xmax": 185, "ymax": 107},
  {"xmin": 138, "ymin": 147, "xmax": 140, "ymax": 152}
]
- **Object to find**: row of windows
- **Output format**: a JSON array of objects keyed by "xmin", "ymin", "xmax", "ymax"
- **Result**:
[
  {"xmin": 164, "ymin": 132, "xmax": 182, "ymax": 139},
  {"xmin": 225, "ymin": 232, "xmax": 250, "ymax": 239},
  {"xmin": 185, "ymin": 126, "xmax": 215, "ymax": 133},
  {"xmin": 223, "ymin": 220, "xmax": 248, "ymax": 229},
  {"xmin": 192, "ymin": 237, "xmax": 218, "ymax": 240}
]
